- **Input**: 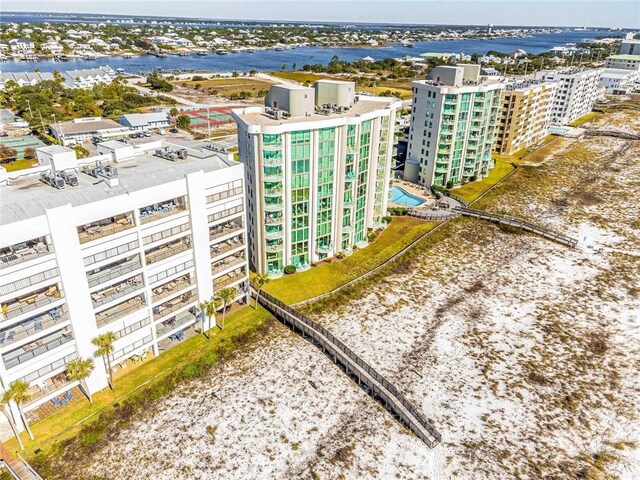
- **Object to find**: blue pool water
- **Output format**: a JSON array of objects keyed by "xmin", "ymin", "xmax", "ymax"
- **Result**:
[{"xmin": 390, "ymin": 186, "xmax": 425, "ymax": 207}]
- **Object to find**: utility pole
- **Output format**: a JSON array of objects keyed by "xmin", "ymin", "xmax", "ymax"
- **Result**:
[
  {"xmin": 37, "ymin": 110, "xmax": 45, "ymax": 133},
  {"xmin": 25, "ymin": 99, "xmax": 33, "ymax": 119}
]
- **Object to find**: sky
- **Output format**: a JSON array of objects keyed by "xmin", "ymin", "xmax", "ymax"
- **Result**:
[{"xmin": 3, "ymin": 1, "xmax": 640, "ymax": 29}]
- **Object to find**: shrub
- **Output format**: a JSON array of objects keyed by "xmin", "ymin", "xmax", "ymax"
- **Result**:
[
  {"xmin": 382, "ymin": 216, "xmax": 392, "ymax": 224},
  {"xmin": 284, "ymin": 265, "xmax": 296, "ymax": 274},
  {"xmin": 191, "ymin": 75, "xmax": 206, "ymax": 81},
  {"xmin": 446, "ymin": 180, "xmax": 454, "ymax": 189},
  {"xmin": 470, "ymin": 175, "xmax": 478, "ymax": 182}
]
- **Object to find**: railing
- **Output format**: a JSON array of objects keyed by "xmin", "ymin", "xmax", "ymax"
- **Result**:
[
  {"xmin": 143, "ymin": 223, "xmax": 190, "ymax": 246},
  {"xmin": 1, "ymin": 308, "xmax": 69, "ymax": 348},
  {"xmin": 95, "ymin": 295, "xmax": 146, "ymax": 328},
  {"xmin": 152, "ymin": 276, "xmax": 195, "ymax": 303},
  {"xmin": 145, "ymin": 239, "xmax": 191, "ymax": 265},
  {"xmin": 3, "ymin": 330, "xmax": 74, "ymax": 369},
  {"xmin": 113, "ymin": 317, "xmax": 151, "ymax": 340},
  {"xmin": 211, "ymin": 237, "xmax": 244, "ymax": 258},
  {"xmin": 140, "ymin": 202, "xmax": 187, "ymax": 225},
  {"xmin": 147, "ymin": 259, "xmax": 194, "ymax": 286},
  {"xmin": 257, "ymin": 290, "xmax": 442, "ymax": 448},
  {"xmin": 210, "ymin": 223, "xmax": 243, "ymax": 242},
  {"xmin": 208, "ymin": 205, "xmax": 244, "ymax": 225},
  {"xmin": 212, "ymin": 256, "xmax": 245, "ymax": 276},
  {"xmin": 156, "ymin": 312, "xmax": 196, "ymax": 337},
  {"xmin": 2, "ymin": 289, "xmax": 64, "ymax": 321},
  {"xmin": 0, "ymin": 243, "xmax": 53, "ymax": 270},
  {"xmin": 83, "ymin": 240, "xmax": 139, "ymax": 267},
  {"xmin": 455, "ymin": 207, "xmax": 578, "ymax": 247},
  {"xmin": 92, "ymin": 276, "xmax": 144, "ymax": 308},
  {"xmin": 0, "ymin": 268, "xmax": 59, "ymax": 297},
  {"xmin": 78, "ymin": 216, "xmax": 134, "ymax": 244},
  {"xmin": 153, "ymin": 292, "xmax": 196, "ymax": 320},
  {"xmin": 86, "ymin": 257, "xmax": 142, "ymax": 288},
  {"xmin": 215, "ymin": 270, "xmax": 246, "ymax": 289},
  {"xmin": 19, "ymin": 352, "xmax": 77, "ymax": 385},
  {"xmin": 24, "ymin": 373, "xmax": 74, "ymax": 406},
  {"xmin": 206, "ymin": 187, "xmax": 243, "ymax": 205}
]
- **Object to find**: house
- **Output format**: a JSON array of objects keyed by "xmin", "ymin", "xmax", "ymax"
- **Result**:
[
  {"xmin": 0, "ymin": 72, "xmax": 55, "ymax": 91},
  {"xmin": 64, "ymin": 66, "xmax": 116, "ymax": 88},
  {"xmin": 41, "ymin": 41, "xmax": 64, "ymax": 54},
  {"xmin": 119, "ymin": 112, "xmax": 171, "ymax": 131},
  {"xmin": 9, "ymin": 38, "xmax": 34, "ymax": 52},
  {"xmin": 49, "ymin": 116, "xmax": 128, "ymax": 145},
  {"xmin": 87, "ymin": 38, "xmax": 110, "ymax": 50},
  {"xmin": 599, "ymin": 68, "xmax": 640, "ymax": 93},
  {"xmin": 510, "ymin": 49, "xmax": 527, "ymax": 58}
]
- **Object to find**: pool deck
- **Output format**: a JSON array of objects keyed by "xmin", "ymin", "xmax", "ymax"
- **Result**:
[{"xmin": 390, "ymin": 180, "xmax": 435, "ymax": 208}]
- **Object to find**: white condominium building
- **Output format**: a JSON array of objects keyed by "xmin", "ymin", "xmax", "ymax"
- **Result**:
[
  {"xmin": 406, "ymin": 65, "xmax": 505, "ymax": 188},
  {"xmin": 604, "ymin": 54, "xmax": 640, "ymax": 72},
  {"xmin": 534, "ymin": 68, "xmax": 603, "ymax": 124},
  {"xmin": 232, "ymin": 81, "xmax": 400, "ymax": 276},
  {"xmin": 0, "ymin": 140, "xmax": 249, "ymax": 431}
]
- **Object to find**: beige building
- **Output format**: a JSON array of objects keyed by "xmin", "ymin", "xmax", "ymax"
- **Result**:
[{"xmin": 494, "ymin": 79, "xmax": 558, "ymax": 156}]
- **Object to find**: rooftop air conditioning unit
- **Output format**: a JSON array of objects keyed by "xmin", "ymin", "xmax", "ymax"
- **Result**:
[
  {"xmin": 40, "ymin": 171, "xmax": 65, "ymax": 189},
  {"xmin": 59, "ymin": 171, "xmax": 79, "ymax": 186}
]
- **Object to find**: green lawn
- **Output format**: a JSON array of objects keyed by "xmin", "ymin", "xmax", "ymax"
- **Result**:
[
  {"xmin": 568, "ymin": 111, "xmax": 599, "ymax": 127},
  {"xmin": 269, "ymin": 71, "xmax": 335, "ymax": 84},
  {"xmin": 2, "ymin": 159, "xmax": 37, "ymax": 172},
  {"xmin": 264, "ymin": 217, "xmax": 437, "ymax": 304},
  {"xmin": 7, "ymin": 306, "xmax": 270, "ymax": 456},
  {"xmin": 450, "ymin": 159, "xmax": 516, "ymax": 204}
]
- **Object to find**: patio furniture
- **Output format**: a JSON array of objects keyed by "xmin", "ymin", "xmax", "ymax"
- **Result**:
[
  {"xmin": 34, "ymin": 317, "xmax": 43, "ymax": 330},
  {"xmin": 0, "ymin": 331, "xmax": 5, "ymax": 344}
]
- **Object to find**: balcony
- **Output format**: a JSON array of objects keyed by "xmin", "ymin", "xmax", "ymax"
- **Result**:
[
  {"xmin": 212, "ymin": 253, "xmax": 245, "ymax": 277},
  {"xmin": 0, "ymin": 239, "xmax": 53, "ymax": 270},
  {"xmin": 209, "ymin": 218, "xmax": 243, "ymax": 242},
  {"xmin": 264, "ymin": 200, "xmax": 285, "ymax": 212},
  {"xmin": 78, "ymin": 213, "xmax": 134, "ymax": 244},
  {"xmin": 265, "ymin": 214, "xmax": 283, "ymax": 226},
  {"xmin": 1, "ymin": 285, "xmax": 63, "ymax": 321},
  {"xmin": 211, "ymin": 234, "xmax": 244, "ymax": 258},
  {"xmin": 0, "ymin": 307, "xmax": 68, "ymax": 348},
  {"xmin": 152, "ymin": 275, "xmax": 195, "ymax": 304},
  {"xmin": 343, "ymin": 197, "xmax": 355, "ymax": 208},
  {"xmin": 316, "ymin": 242, "xmax": 334, "ymax": 254},
  {"xmin": 215, "ymin": 268, "xmax": 246, "ymax": 289},
  {"xmin": 95, "ymin": 294, "xmax": 146, "ymax": 328},
  {"xmin": 265, "ymin": 228, "xmax": 284, "ymax": 240},
  {"xmin": 435, "ymin": 163, "xmax": 448, "ymax": 174},
  {"xmin": 145, "ymin": 237, "xmax": 191, "ymax": 265},
  {"xmin": 91, "ymin": 275, "xmax": 144, "ymax": 309},
  {"xmin": 265, "ymin": 241, "xmax": 284, "ymax": 253},
  {"xmin": 342, "ymin": 225, "xmax": 354, "ymax": 234},
  {"xmin": 264, "ymin": 185, "xmax": 283, "ymax": 197},
  {"xmin": 345, "ymin": 171, "xmax": 356, "ymax": 183},
  {"xmin": 437, "ymin": 147, "xmax": 451, "ymax": 155},
  {"xmin": 3, "ymin": 327, "xmax": 74, "ymax": 370},
  {"xmin": 24, "ymin": 371, "xmax": 75, "ymax": 406},
  {"xmin": 263, "ymin": 171, "xmax": 284, "ymax": 182},
  {"xmin": 153, "ymin": 291, "xmax": 196, "ymax": 321},
  {"xmin": 206, "ymin": 187, "xmax": 242, "ymax": 205},
  {"xmin": 208, "ymin": 205, "xmax": 244, "ymax": 225},
  {"xmin": 86, "ymin": 255, "xmax": 142, "ymax": 289},
  {"xmin": 262, "ymin": 142, "xmax": 282, "ymax": 152},
  {"xmin": 139, "ymin": 198, "xmax": 187, "ymax": 225},
  {"xmin": 262, "ymin": 153, "xmax": 283, "ymax": 166},
  {"xmin": 156, "ymin": 310, "xmax": 197, "ymax": 339}
]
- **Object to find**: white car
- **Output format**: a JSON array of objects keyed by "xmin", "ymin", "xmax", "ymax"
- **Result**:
[{"xmin": 157, "ymin": 128, "xmax": 166, "ymax": 135}]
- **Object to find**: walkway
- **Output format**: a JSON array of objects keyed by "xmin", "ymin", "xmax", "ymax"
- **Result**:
[
  {"xmin": 0, "ymin": 443, "xmax": 40, "ymax": 480},
  {"xmin": 256, "ymin": 290, "xmax": 442, "ymax": 448}
]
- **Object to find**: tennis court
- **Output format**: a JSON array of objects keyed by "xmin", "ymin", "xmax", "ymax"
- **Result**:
[
  {"xmin": 0, "ymin": 135, "xmax": 46, "ymax": 159},
  {"xmin": 178, "ymin": 106, "xmax": 241, "ymax": 130}
]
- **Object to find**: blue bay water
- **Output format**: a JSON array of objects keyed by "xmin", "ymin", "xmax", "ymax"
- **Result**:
[{"xmin": 0, "ymin": 27, "xmax": 616, "ymax": 74}]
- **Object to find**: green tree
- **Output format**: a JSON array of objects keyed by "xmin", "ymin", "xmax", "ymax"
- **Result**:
[
  {"xmin": 0, "ymin": 394, "xmax": 24, "ymax": 450},
  {"xmin": 3, "ymin": 380, "xmax": 33, "ymax": 440},
  {"xmin": 215, "ymin": 287, "xmax": 236, "ymax": 330},
  {"xmin": 0, "ymin": 144, "xmax": 17, "ymax": 161},
  {"xmin": 92, "ymin": 332, "xmax": 116, "ymax": 390},
  {"xmin": 73, "ymin": 144, "xmax": 90, "ymax": 158},
  {"xmin": 169, "ymin": 107, "xmax": 179, "ymax": 117},
  {"xmin": 176, "ymin": 114, "xmax": 191, "ymax": 130},
  {"xmin": 251, "ymin": 272, "xmax": 270, "ymax": 309},
  {"xmin": 66, "ymin": 358, "xmax": 95, "ymax": 404},
  {"xmin": 53, "ymin": 70, "xmax": 66, "ymax": 84},
  {"xmin": 199, "ymin": 298, "xmax": 222, "ymax": 339}
]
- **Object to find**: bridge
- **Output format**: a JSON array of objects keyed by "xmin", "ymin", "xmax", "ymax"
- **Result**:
[
  {"xmin": 256, "ymin": 290, "xmax": 442, "ymax": 449},
  {"xmin": 454, "ymin": 207, "xmax": 579, "ymax": 247}
]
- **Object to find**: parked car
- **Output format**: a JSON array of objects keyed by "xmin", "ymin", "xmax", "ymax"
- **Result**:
[
  {"xmin": 158, "ymin": 128, "xmax": 166, "ymax": 135},
  {"xmin": 169, "ymin": 127, "xmax": 178, "ymax": 134},
  {"xmin": 143, "ymin": 131, "xmax": 152, "ymax": 137}
]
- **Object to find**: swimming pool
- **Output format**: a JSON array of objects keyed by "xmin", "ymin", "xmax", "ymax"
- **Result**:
[{"xmin": 389, "ymin": 186, "xmax": 425, "ymax": 207}]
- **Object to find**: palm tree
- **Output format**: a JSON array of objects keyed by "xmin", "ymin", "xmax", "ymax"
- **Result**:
[
  {"xmin": 252, "ymin": 272, "xmax": 270, "ymax": 309},
  {"xmin": 0, "ymin": 396, "xmax": 24, "ymax": 450},
  {"xmin": 199, "ymin": 299, "xmax": 220, "ymax": 339},
  {"xmin": 215, "ymin": 287, "xmax": 236, "ymax": 330},
  {"xmin": 92, "ymin": 332, "xmax": 116, "ymax": 390},
  {"xmin": 3, "ymin": 380, "xmax": 33, "ymax": 441},
  {"xmin": 66, "ymin": 358, "xmax": 95, "ymax": 404}
]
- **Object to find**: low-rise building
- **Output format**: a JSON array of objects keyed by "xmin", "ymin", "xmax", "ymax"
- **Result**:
[
  {"xmin": 604, "ymin": 54, "xmax": 640, "ymax": 71},
  {"xmin": 9, "ymin": 38, "xmax": 34, "ymax": 52},
  {"xmin": 49, "ymin": 117, "xmax": 130, "ymax": 146},
  {"xmin": 619, "ymin": 36, "xmax": 640, "ymax": 55},
  {"xmin": 534, "ymin": 68, "xmax": 603, "ymax": 124},
  {"xmin": 494, "ymin": 79, "xmax": 558, "ymax": 156},
  {"xmin": 0, "ymin": 72, "xmax": 55, "ymax": 90},
  {"xmin": 232, "ymin": 81, "xmax": 399, "ymax": 275},
  {"xmin": 0, "ymin": 140, "xmax": 249, "ymax": 432},
  {"xmin": 119, "ymin": 113, "xmax": 171, "ymax": 131},
  {"xmin": 64, "ymin": 67, "xmax": 116, "ymax": 88}
]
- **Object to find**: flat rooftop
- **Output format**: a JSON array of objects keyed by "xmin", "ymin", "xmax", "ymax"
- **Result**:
[
  {"xmin": 51, "ymin": 118, "xmax": 123, "ymax": 135},
  {"xmin": 0, "ymin": 141, "xmax": 236, "ymax": 226},
  {"xmin": 234, "ymin": 97, "xmax": 396, "ymax": 127}
]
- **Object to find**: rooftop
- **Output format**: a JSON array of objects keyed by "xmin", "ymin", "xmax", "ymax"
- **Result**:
[
  {"xmin": 119, "ymin": 112, "xmax": 170, "ymax": 127},
  {"xmin": 0, "ymin": 140, "xmax": 236, "ymax": 226},
  {"xmin": 232, "ymin": 96, "xmax": 398, "ymax": 127},
  {"xmin": 607, "ymin": 54, "xmax": 640, "ymax": 61},
  {"xmin": 50, "ymin": 117, "xmax": 123, "ymax": 136}
]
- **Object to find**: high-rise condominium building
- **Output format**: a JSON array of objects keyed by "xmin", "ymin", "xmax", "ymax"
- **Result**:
[
  {"xmin": 534, "ymin": 68, "xmax": 603, "ymax": 124},
  {"xmin": 0, "ymin": 141, "xmax": 249, "ymax": 430},
  {"xmin": 406, "ymin": 65, "xmax": 504, "ymax": 187},
  {"xmin": 232, "ymin": 80, "xmax": 400, "ymax": 276},
  {"xmin": 494, "ymin": 79, "xmax": 559, "ymax": 156}
]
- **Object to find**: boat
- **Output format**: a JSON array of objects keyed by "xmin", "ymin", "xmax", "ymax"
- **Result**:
[
  {"xmin": 116, "ymin": 68, "xmax": 125, "ymax": 74},
  {"xmin": 196, "ymin": 51, "xmax": 208, "ymax": 56},
  {"xmin": 179, "ymin": 51, "xmax": 191, "ymax": 56},
  {"xmin": 401, "ymin": 41, "xmax": 415, "ymax": 48},
  {"xmin": 216, "ymin": 49, "xmax": 228, "ymax": 55},
  {"xmin": 122, "ymin": 52, "xmax": 138, "ymax": 59},
  {"xmin": 155, "ymin": 52, "xmax": 167, "ymax": 58}
]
